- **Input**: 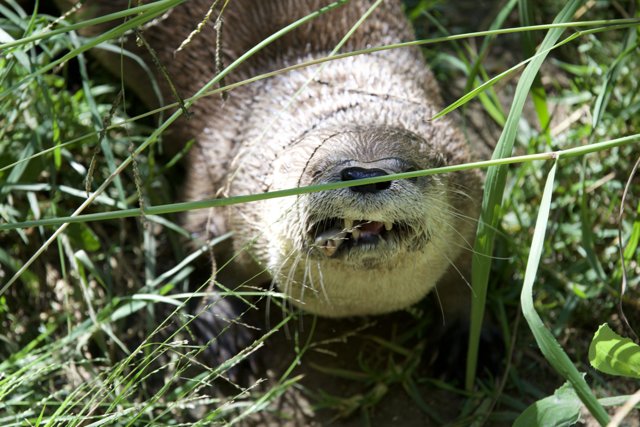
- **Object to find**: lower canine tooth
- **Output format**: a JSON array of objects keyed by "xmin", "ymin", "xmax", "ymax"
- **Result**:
[
  {"xmin": 315, "ymin": 230, "xmax": 346, "ymax": 257},
  {"xmin": 321, "ymin": 240, "xmax": 339, "ymax": 257},
  {"xmin": 384, "ymin": 222, "xmax": 393, "ymax": 231},
  {"xmin": 352, "ymin": 228, "xmax": 361, "ymax": 240}
]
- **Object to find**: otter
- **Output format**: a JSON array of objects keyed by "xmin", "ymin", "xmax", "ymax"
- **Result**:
[
  {"xmin": 52, "ymin": 0, "xmax": 488, "ymax": 422},
  {"xmin": 197, "ymin": 2, "xmax": 482, "ymax": 318},
  {"xmin": 57, "ymin": 0, "xmax": 481, "ymax": 317}
]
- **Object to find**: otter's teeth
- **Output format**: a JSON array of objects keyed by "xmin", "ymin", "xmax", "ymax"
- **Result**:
[
  {"xmin": 315, "ymin": 230, "xmax": 346, "ymax": 257},
  {"xmin": 384, "ymin": 222, "xmax": 393, "ymax": 231},
  {"xmin": 344, "ymin": 218, "xmax": 354, "ymax": 231},
  {"xmin": 321, "ymin": 239, "xmax": 340, "ymax": 257}
]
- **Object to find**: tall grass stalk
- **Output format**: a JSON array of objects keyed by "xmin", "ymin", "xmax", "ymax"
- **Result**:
[
  {"xmin": 466, "ymin": 0, "xmax": 585, "ymax": 391},
  {"xmin": 0, "ymin": 133, "xmax": 637, "ymax": 235},
  {"xmin": 2, "ymin": 19, "xmax": 638, "ymax": 175},
  {"xmin": 520, "ymin": 160, "xmax": 609, "ymax": 424}
]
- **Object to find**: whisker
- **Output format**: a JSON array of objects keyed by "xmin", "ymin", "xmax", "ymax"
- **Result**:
[
  {"xmin": 432, "ymin": 286, "xmax": 446, "ymax": 327},
  {"xmin": 315, "ymin": 258, "xmax": 330, "ymax": 305}
]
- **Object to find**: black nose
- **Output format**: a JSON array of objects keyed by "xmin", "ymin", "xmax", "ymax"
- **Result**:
[{"xmin": 340, "ymin": 167, "xmax": 391, "ymax": 193}]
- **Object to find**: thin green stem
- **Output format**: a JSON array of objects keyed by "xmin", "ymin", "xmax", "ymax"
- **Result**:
[
  {"xmin": 1, "ymin": 133, "xmax": 637, "ymax": 233},
  {"xmin": 2, "ymin": 18, "xmax": 638, "ymax": 174}
]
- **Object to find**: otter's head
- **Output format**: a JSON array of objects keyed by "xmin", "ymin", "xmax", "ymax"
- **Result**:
[{"xmin": 243, "ymin": 125, "xmax": 480, "ymax": 318}]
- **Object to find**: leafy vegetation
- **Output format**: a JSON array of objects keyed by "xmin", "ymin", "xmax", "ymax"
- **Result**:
[{"xmin": 1, "ymin": 0, "xmax": 639, "ymax": 425}]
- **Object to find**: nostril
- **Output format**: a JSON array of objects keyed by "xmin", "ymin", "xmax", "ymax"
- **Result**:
[{"xmin": 340, "ymin": 167, "xmax": 391, "ymax": 193}]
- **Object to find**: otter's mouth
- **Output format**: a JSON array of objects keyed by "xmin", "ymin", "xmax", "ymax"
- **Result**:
[{"xmin": 309, "ymin": 218, "xmax": 410, "ymax": 257}]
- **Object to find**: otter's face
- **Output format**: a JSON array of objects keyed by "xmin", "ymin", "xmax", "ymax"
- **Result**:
[
  {"xmin": 301, "ymin": 128, "xmax": 447, "ymax": 269},
  {"xmin": 256, "ymin": 126, "xmax": 479, "ymax": 317}
]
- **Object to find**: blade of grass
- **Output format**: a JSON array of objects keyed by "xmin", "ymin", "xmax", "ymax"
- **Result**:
[
  {"xmin": 431, "ymin": 22, "xmax": 637, "ymax": 121},
  {"xmin": 580, "ymin": 24, "xmax": 639, "ymax": 283},
  {"xmin": 519, "ymin": 0, "xmax": 552, "ymax": 142},
  {"xmin": 0, "ymin": 133, "xmax": 638, "ymax": 234},
  {"xmin": 0, "ymin": 0, "xmax": 185, "ymax": 51},
  {"xmin": 463, "ymin": 0, "xmax": 518, "ymax": 100},
  {"xmin": 0, "ymin": 0, "xmax": 183, "ymax": 99},
  {"xmin": 520, "ymin": 159, "xmax": 609, "ymax": 424},
  {"xmin": 2, "ymin": 18, "xmax": 638, "ymax": 175},
  {"xmin": 466, "ymin": 0, "xmax": 586, "ymax": 391},
  {"xmin": 423, "ymin": 6, "xmax": 510, "ymax": 127}
]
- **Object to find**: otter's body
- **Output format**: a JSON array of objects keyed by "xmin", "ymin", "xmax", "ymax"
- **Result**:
[{"xmin": 61, "ymin": 0, "xmax": 481, "ymax": 317}]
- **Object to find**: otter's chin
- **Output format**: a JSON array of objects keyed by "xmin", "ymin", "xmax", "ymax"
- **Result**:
[
  {"xmin": 277, "ymin": 250, "xmax": 448, "ymax": 317},
  {"xmin": 269, "ymin": 214, "xmax": 460, "ymax": 317}
]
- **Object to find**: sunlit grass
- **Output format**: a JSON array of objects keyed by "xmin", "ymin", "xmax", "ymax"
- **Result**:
[{"xmin": 1, "ymin": 0, "xmax": 639, "ymax": 425}]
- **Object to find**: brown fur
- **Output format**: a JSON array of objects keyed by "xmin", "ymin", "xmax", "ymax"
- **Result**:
[{"xmin": 58, "ymin": 0, "xmax": 482, "ymax": 317}]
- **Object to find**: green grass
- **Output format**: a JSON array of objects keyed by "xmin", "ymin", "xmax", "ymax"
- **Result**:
[{"xmin": 1, "ymin": 0, "xmax": 639, "ymax": 425}]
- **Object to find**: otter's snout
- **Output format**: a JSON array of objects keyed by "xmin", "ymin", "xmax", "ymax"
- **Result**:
[{"xmin": 340, "ymin": 167, "xmax": 391, "ymax": 193}]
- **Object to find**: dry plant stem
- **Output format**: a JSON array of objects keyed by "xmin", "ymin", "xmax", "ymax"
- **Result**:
[
  {"xmin": 134, "ymin": 29, "xmax": 190, "ymax": 118},
  {"xmin": 176, "ymin": 0, "xmax": 224, "ymax": 53},
  {"xmin": 214, "ymin": 14, "xmax": 227, "ymax": 100},
  {"xmin": 617, "ymin": 156, "xmax": 640, "ymax": 343},
  {"xmin": 85, "ymin": 89, "xmax": 123, "ymax": 196},
  {"xmin": 607, "ymin": 389, "xmax": 640, "ymax": 427},
  {"xmin": 129, "ymin": 143, "xmax": 147, "ymax": 225}
]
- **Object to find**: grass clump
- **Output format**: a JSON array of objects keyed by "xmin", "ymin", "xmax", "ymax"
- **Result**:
[{"xmin": 0, "ymin": 1, "xmax": 215, "ymax": 424}]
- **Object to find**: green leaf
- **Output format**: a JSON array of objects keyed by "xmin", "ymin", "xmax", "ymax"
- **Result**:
[
  {"xmin": 514, "ymin": 381, "xmax": 582, "ymax": 427},
  {"xmin": 623, "ymin": 200, "xmax": 640, "ymax": 261},
  {"xmin": 518, "ymin": 161, "xmax": 609, "ymax": 424},
  {"xmin": 74, "ymin": 250, "xmax": 107, "ymax": 288},
  {"xmin": 66, "ymin": 223, "xmax": 101, "ymax": 252},
  {"xmin": 588, "ymin": 323, "xmax": 640, "ymax": 379}
]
